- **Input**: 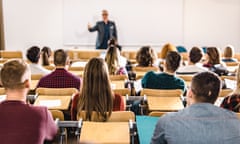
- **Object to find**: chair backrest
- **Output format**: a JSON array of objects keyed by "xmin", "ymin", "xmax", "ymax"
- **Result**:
[
  {"xmin": 78, "ymin": 111, "xmax": 135, "ymax": 122},
  {"xmin": 109, "ymin": 75, "xmax": 128, "ymax": 81},
  {"xmin": 113, "ymin": 88, "xmax": 131, "ymax": 96},
  {"xmin": 49, "ymin": 110, "xmax": 64, "ymax": 121},
  {"xmin": 140, "ymin": 88, "xmax": 183, "ymax": 97},
  {"xmin": 68, "ymin": 66, "xmax": 85, "ymax": 71},
  {"xmin": 43, "ymin": 65, "xmax": 55, "ymax": 71},
  {"xmin": 31, "ymin": 74, "xmax": 44, "ymax": 80},
  {"xmin": 0, "ymin": 51, "xmax": 23, "ymax": 59},
  {"xmin": 0, "ymin": 88, "xmax": 5, "ymax": 95},
  {"xmin": 234, "ymin": 53, "xmax": 240, "ymax": 61},
  {"xmin": 36, "ymin": 88, "xmax": 78, "ymax": 96},
  {"xmin": 180, "ymin": 52, "xmax": 188, "ymax": 61},
  {"xmin": 236, "ymin": 113, "xmax": 240, "ymax": 119},
  {"xmin": 121, "ymin": 51, "xmax": 137, "ymax": 60},
  {"xmin": 132, "ymin": 66, "xmax": 158, "ymax": 72},
  {"xmin": 225, "ymin": 62, "xmax": 239, "ymax": 66},
  {"xmin": 149, "ymin": 111, "xmax": 167, "ymax": 117},
  {"xmin": 219, "ymin": 89, "xmax": 233, "ymax": 97},
  {"xmin": 68, "ymin": 50, "xmax": 101, "ymax": 61},
  {"xmin": 177, "ymin": 75, "xmax": 194, "ymax": 82}
]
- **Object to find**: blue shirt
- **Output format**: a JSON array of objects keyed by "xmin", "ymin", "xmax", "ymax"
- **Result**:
[
  {"xmin": 151, "ymin": 103, "xmax": 240, "ymax": 144},
  {"xmin": 141, "ymin": 71, "xmax": 186, "ymax": 92},
  {"xmin": 101, "ymin": 22, "xmax": 110, "ymax": 49}
]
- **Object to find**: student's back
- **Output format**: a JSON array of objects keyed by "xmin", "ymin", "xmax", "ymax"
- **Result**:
[{"xmin": 0, "ymin": 101, "xmax": 56, "ymax": 144}]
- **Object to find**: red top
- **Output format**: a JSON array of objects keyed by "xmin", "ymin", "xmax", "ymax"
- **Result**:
[
  {"xmin": 71, "ymin": 93, "xmax": 125, "ymax": 120},
  {"xmin": 0, "ymin": 100, "xmax": 57, "ymax": 144},
  {"xmin": 36, "ymin": 68, "xmax": 81, "ymax": 90}
]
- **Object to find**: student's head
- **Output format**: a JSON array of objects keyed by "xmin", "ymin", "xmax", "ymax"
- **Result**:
[
  {"xmin": 160, "ymin": 43, "xmax": 177, "ymax": 59},
  {"xmin": 0, "ymin": 60, "xmax": 31, "ymax": 90},
  {"xmin": 189, "ymin": 72, "xmax": 221, "ymax": 104},
  {"xmin": 105, "ymin": 46, "xmax": 120, "ymax": 75},
  {"xmin": 41, "ymin": 46, "xmax": 52, "ymax": 66},
  {"xmin": 102, "ymin": 9, "xmax": 109, "ymax": 21},
  {"xmin": 206, "ymin": 47, "xmax": 221, "ymax": 65},
  {"xmin": 223, "ymin": 45, "xmax": 234, "ymax": 58},
  {"xmin": 165, "ymin": 51, "xmax": 181, "ymax": 73},
  {"xmin": 136, "ymin": 46, "xmax": 157, "ymax": 67},
  {"xmin": 26, "ymin": 46, "xmax": 41, "ymax": 63},
  {"xmin": 189, "ymin": 47, "xmax": 203, "ymax": 64},
  {"xmin": 53, "ymin": 49, "xmax": 68, "ymax": 67},
  {"xmin": 77, "ymin": 58, "xmax": 113, "ymax": 121}
]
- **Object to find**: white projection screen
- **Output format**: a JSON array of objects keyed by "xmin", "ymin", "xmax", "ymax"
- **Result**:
[{"xmin": 63, "ymin": 0, "xmax": 183, "ymax": 47}]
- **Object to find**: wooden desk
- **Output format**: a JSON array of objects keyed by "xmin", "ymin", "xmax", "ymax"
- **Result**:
[
  {"xmin": 111, "ymin": 81, "xmax": 125, "ymax": 89},
  {"xmin": 147, "ymin": 96, "xmax": 184, "ymax": 111},
  {"xmin": 34, "ymin": 95, "xmax": 71, "ymax": 110},
  {"xmin": 80, "ymin": 122, "xmax": 130, "ymax": 144}
]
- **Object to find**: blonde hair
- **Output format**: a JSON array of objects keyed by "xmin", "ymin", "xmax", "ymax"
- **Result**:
[
  {"xmin": 0, "ymin": 60, "xmax": 30, "ymax": 89},
  {"xmin": 160, "ymin": 43, "xmax": 177, "ymax": 59},
  {"xmin": 77, "ymin": 58, "xmax": 113, "ymax": 121},
  {"xmin": 105, "ymin": 46, "xmax": 120, "ymax": 75}
]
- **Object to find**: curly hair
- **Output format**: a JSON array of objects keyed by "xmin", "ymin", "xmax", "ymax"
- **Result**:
[{"xmin": 136, "ymin": 46, "xmax": 157, "ymax": 67}]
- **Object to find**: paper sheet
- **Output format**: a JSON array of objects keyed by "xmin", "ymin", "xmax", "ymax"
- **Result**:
[{"xmin": 39, "ymin": 100, "xmax": 61, "ymax": 108}]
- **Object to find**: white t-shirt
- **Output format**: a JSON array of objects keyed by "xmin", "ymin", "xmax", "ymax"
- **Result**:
[
  {"xmin": 177, "ymin": 63, "xmax": 208, "ymax": 74},
  {"xmin": 29, "ymin": 63, "xmax": 51, "ymax": 75}
]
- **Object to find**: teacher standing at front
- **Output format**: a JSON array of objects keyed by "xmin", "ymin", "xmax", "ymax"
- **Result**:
[{"xmin": 88, "ymin": 10, "xmax": 118, "ymax": 49}]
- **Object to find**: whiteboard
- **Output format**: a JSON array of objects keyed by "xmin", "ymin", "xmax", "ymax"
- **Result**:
[{"xmin": 63, "ymin": 0, "xmax": 183, "ymax": 46}]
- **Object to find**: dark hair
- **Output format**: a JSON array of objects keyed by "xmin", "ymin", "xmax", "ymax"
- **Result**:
[
  {"xmin": 108, "ymin": 38, "xmax": 122, "ymax": 51},
  {"xmin": 77, "ymin": 58, "xmax": 113, "ymax": 121},
  {"xmin": 41, "ymin": 46, "xmax": 52, "ymax": 66},
  {"xmin": 54, "ymin": 49, "xmax": 68, "ymax": 66},
  {"xmin": 189, "ymin": 47, "xmax": 203, "ymax": 64},
  {"xmin": 206, "ymin": 47, "xmax": 221, "ymax": 65},
  {"xmin": 136, "ymin": 46, "xmax": 156, "ymax": 67},
  {"xmin": 191, "ymin": 71, "xmax": 221, "ymax": 104},
  {"xmin": 26, "ymin": 46, "xmax": 40, "ymax": 63},
  {"xmin": 165, "ymin": 51, "xmax": 181, "ymax": 72}
]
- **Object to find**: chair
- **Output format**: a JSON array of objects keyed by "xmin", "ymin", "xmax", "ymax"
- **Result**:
[
  {"xmin": 176, "ymin": 46, "xmax": 187, "ymax": 53},
  {"xmin": 234, "ymin": 53, "xmax": 240, "ymax": 61},
  {"xmin": 236, "ymin": 113, "xmax": 240, "ymax": 119},
  {"xmin": 140, "ymin": 88, "xmax": 183, "ymax": 97},
  {"xmin": 36, "ymin": 87, "xmax": 78, "ymax": 96},
  {"xmin": 225, "ymin": 62, "xmax": 239, "ymax": 67},
  {"xmin": 0, "ymin": 51, "xmax": 23, "ymax": 59},
  {"xmin": 113, "ymin": 88, "xmax": 131, "ymax": 96},
  {"xmin": 43, "ymin": 65, "xmax": 55, "ymax": 71},
  {"xmin": 68, "ymin": 50, "xmax": 101, "ymax": 62},
  {"xmin": 109, "ymin": 75, "xmax": 128, "ymax": 81},
  {"xmin": 177, "ymin": 74, "xmax": 194, "ymax": 82},
  {"xmin": 180, "ymin": 52, "xmax": 189, "ymax": 61},
  {"xmin": 49, "ymin": 110, "xmax": 65, "ymax": 121},
  {"xmin": 121, "ymin": 50, "xmax": 137, "ymax": 64},
  {"xmin": 78, "ymin": 111, "xmax": 135, "ymax": 122},
  {"xmin": 0, "ymin": 88, "xmax": 5, "ymax": 95},
  {"xmin": 149, "ymin": 111, "xmax": 167, "ymax": 117},
  {"xmin": 31, "ymin": 74, "xmax": 43, "ymax": 80},
  {"xmin": 219, "ymin": 89, "xmax": 233, "ymax": 97},
  {"xmin": 132, "ymin": 66, "xmax": 158, "ymax": 72}
]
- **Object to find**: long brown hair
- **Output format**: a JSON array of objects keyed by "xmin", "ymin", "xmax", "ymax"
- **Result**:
[
  {"xmin": 77, "ymin": 58, "xmax": 113, "ymax": 121},
  {"xmin": 41, "ymin": 46, "xmax": 52, "ymax": 66},
  {"xmin": 206, "ymin": 47, "xmax": 221, "ymax": 65},
  {"xmin": 105, "ymin": 46, "xmax": 120, "ymax": 75},
  {"xmin": 136, "ymin": 46, "xmax": 157, "ymax": 66}
]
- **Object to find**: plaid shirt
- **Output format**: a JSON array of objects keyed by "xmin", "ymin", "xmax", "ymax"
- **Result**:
[
  {"xmin": 220, "ymin": 94, "xmax": 240, "ymax": 112},
  {"xmin": 36, "ymin": 68, "xmax": 81, "ymax": 90}
]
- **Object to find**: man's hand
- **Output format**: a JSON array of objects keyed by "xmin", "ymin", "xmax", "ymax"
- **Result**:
[{"xmin": 88, "ymin": 23, "xmax": 91, "ymax": 29}]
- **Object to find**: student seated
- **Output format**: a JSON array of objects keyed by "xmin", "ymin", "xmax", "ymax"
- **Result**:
[
  {"xmin": 151, "ymin": 72, "xmax": 240, "ymax": 144},
  {"xmin": 71, "ymin": 58, "xmax": 125, "ymax": 121},
  {"xmin": 203, "ymin": 47, "xmax": 225, "ymax": 68},
  {"xmin": 136, "ymin": 46, "xmax": 158, "ymax": 67},
  {"xmin": 177, "ymin": 47, "xmax": 207, "ymax": 74},
  {"xmin": 26, "ymin": 46, "xmax": 51, "ymax": 75},
  {"xmin": 105, "ymin": 45, "xmax": 127, "ymax": 76},
  {"xmin": 222, "ymin": 45, "xmax": 237, "ymax": 62},
  {"xmin": 221, "ymin": 64, "xmax": 240, "ymax": 112},
  {"xmin": 36, "ymin": 49, "xmax": 81, "ymax": 90},
  {"xmin": 41, "ymin": 46, "xmax": 53, "ymax": 66},
  {"xmin": 0, "ymin": 60, "xmax": 57, "ymax": 143},
  {"xmin": 141, "ymin": 51, "xmax": 186, "ymax": 92}
]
